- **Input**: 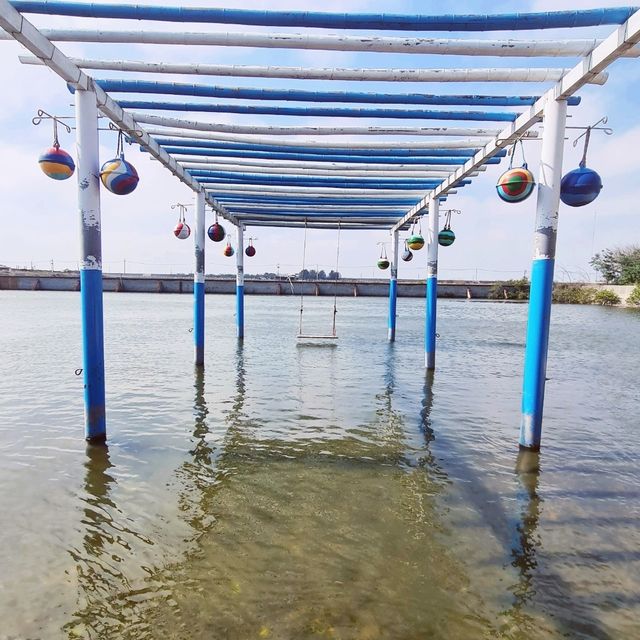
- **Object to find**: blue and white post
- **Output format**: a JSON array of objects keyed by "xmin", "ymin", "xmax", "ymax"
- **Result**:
[
  {"xmin": 426, "ymin": 199, "xmax": 439, "ymax": 370},
  {"xmin": 236, "ymin": 224, "xmax": 245, "ymax": 339},
  {"xmin": 520, "ymin": 97, "xmax": 567, "ymax": 450},
  {"xmin": 193, "ymin": 190, "xmax": 206, "ymax": 366},
  {"xmin": 388, "ymin": 229, "xmax": 399, "ymax": 341},
  {"xmin": 75, "ymin": 88, "xmax": 106, "ymax": 442}
]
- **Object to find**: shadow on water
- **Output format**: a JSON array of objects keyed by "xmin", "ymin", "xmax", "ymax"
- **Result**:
[
  {"xmin": 61, "ymin": 347, "xmax": 626, "ymax": 639},
  {"xmin": 138, "ymin": 344, "xmax": 513, "ymax": 639}
]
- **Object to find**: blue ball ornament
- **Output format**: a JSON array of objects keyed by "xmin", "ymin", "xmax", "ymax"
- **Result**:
[{"xmin": 560, "ymin": 166, "xmax": 603, "ymax": 207}]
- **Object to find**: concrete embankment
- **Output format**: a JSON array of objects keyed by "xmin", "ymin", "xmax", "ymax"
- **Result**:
[{"xmin": 0, "ymin": 270, "xmax": 493, "ymax": 298}]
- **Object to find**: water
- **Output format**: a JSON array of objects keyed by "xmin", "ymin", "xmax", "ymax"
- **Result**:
[{"xmin": 0, "ymin": 291, "xmax": 638, "ymax": 639}]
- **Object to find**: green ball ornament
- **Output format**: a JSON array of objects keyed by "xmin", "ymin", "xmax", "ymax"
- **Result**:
[
  {"xmin": 377, "ymin": 259, "xmax": 390, "ymax": 270},
  {"xmin": 407, "ymin": 234, "xmax": 425, "ymax": 250},
  {"xmin": 438, "ymin": 229, "xmax": 456, "ymax": 247}
]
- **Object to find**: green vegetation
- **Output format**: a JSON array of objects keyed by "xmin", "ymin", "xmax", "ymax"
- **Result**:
[
  {"xmin": 591, "ymin": 245, "xmax": 640, "ymax": 284},
  {"xmin": 487, "ymin": 277, "xmax": 530, "ymax": 300},
  {"xmin": 593, "ymin": 289, "xmax": 621, "ymax": 306},
  {"xmin": 552, "ymin": 284, "xmax": 596, "ymax": 304},
  {"xmin": 625, "ymin": 284, "xmax": 640, "ymax": 306}
]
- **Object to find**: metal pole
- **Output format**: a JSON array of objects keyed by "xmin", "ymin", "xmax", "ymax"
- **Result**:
[
  {"xmin": 75, "ymin": 88, "xmax": 106, "ymax": 442},
  {"xmin": 520, "ymin": 97, "xmax": 567, "ymax": 450},
  {"xmin": 236, "ymin": 224, "xmax": 245, "ymax": 339},
  {"xmin": 425, "ymin": 199, "xmax": 439, "ymax": 369},
  {"xmin": 194, "ymin": 189, "xmax": 206, "ymax": 366},
  {"xmin": 388, "ymin": 229, "xmax": 399, "ymax": 341}
]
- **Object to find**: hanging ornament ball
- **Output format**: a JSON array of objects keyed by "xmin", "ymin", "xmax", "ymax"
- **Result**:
[
  {"xmin": 407, "ymin": 234, "xmax": 425, "ymax": 250},
  {"xmin": 438, "ymin": 229, "xmax": 456, "ymax": 247},
  {"xmin": 100, "ymin": 155, "xmax": 139, "ymax": 195},
  {"xmin": 38, "ymin": 146, "xmax": 75, "ymax": 180},
  {"xmin": 377, "ymin": 259, "xmax": 390, "ymax": 270},
  {"xmin": 207, "ymin": 222, "xmax": 226, "ymax": 242},
  {"xmin": 173, "ymin": 221, "xmax": 191, "ymax": 240},
  {"xmin": 245, "ymin": 245, "xmax": 256, "ymax": 257},
  {"xmin": 496, "ymin": 166, "xmax": 535, "ymax": 203},
  {"xmin": 223, "ymin": 243, "xmax": 235, "ymax": 257},
  {"xmin": 560, "ymin": 166, "xmax": 603, "ymax": 207},
  {"xmin": 401, "ymin": 248, "xmax": 413, "ymax": 262}
]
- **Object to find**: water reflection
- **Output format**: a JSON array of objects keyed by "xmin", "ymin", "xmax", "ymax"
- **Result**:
[{"xmin": 64, "ymin": 444, "xmax": 155, "ymax": 639}]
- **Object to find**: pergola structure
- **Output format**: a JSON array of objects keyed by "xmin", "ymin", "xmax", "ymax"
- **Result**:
[{"xmin": 1, "ymin": 1, "xmax": 639, "ymax": 451}]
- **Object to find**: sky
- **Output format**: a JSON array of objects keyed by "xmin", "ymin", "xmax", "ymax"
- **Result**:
[{"xmin": 1, "ymin": 0, "xmax": 639, "ymax": 281}]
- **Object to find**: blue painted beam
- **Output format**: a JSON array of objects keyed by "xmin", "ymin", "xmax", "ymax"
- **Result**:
[
  {"xmin": 163, "ymin": 147, "xmax": 503, "ymax": 165},
  {"xmin": 156, "ymin": 138, "xmax": 493, "ymax": 158},
  {"xmin": 13, "ymin": 3, "xmax": 638, "ymax": 31},
  {"xmin": 198, "ymin": 178, "xmax": 457, "ymax": 190},
  {"xmin": 189, "ymin": 169, "xmax": 471, "ymax": 187},
  {"xmin": 226, "ymin": 208, "xmax": 406, "ymax": 216},
  {"xmin": 90, "ymin": 80, "xmax": 581, "ymax": 107},
  {"xmin": 119, "ymin": 101, "xmax": 517, "ymax": 122},
  {"xmin": 215, "ymin": 196, "xmax": 420, "ymax": 206}
]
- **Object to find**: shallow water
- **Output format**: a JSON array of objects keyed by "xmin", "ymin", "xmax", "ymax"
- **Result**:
[{"xmin": 0, "ymin": 291, "xmax": 638, "ymax": 639}]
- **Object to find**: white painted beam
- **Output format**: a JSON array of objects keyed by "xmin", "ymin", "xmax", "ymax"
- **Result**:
[
  {"xmin": 4, "ymin": 28, "xmax": 640, "ymax": 58},
  {"xmin": 392, "ymin": 8, "xmax": 640, "ymax": 232},
  {"xmin": 128, "ymin": 113, "xmax": 506, "ymax": 137},
  {"xmin": 18, "ymin": 55, "xmax": 608, "ymax": 84},
  {"xmin": 0, "ymin": 0, "xmax": 235, "ymax": 224},
  {"xmin": 143, "ymin": 128, "xmax": 490, "ymax": 149}
]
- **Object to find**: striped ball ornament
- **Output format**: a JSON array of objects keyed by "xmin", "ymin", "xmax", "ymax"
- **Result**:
[
  {"xmin": 100, "ymin": 155, "xmax": 139, "ymax": 195},
  {"xmin": 438, "ymin": 229, "xmax": 456, "ymax": 247},
  {"xmin": 496, "ymin": 166, "xmax": 535, "ymax": 203},
  {"xmin": 401, "ymin": 248, "xmax": 413, "ymax": 262},
  {"xmin": 407, "ymin": 234, "xmax": 425, "ymax": 250},
  {"xmin": 173, "ymin": 221, "xmax": 191, "ymax": 239},
  {"xmin": 223, "ymin": 242, "xmax": 235, "ymax": 257},
  {"xmin": 38, "ymin": 146, "xmax": 75, "ymax": 180}
]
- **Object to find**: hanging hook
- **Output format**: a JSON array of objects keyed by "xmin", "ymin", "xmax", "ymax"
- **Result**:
[
  {"xmin": 569, "ymin": 116, "xmax": 613, "ymax": 168},
  {"xmin": 32, "ymin": 109, "xmax": 72, "ymax": 148},
  {"xmin": 171, "ymin": 202, "xmax": 190, "ymax": 223}
]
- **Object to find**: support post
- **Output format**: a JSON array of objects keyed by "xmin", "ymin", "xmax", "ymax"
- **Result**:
[
  {"xmin": 236, "ymin": 224, "xmax": 245, "ymax": 339},
  {"xmin": 388, "ymin": 229, "xmax": 399, "ymax": 341},
  {"xmin": 76, "ymin": 89, "xmax": 106, "ymax": 442},
  {"xmin": 194, "ymin": 189, "xmax": 206, "ymax": 366},
  {"xmin": 520, "ymin": 97, "xmax": 567, "ymax": 450},
  {"xmin": 425, "ymin": 199, "xmax": 439, "ymax": 369}
]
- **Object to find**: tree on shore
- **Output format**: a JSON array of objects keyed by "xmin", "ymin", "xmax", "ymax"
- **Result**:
[{"xmin": 590, "ymin": 245, "xmax": 640, "ymax": 284}]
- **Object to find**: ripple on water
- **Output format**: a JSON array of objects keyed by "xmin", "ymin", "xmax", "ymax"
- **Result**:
[{"xmin": 0, "ymin": 293, "xmax": 639, "ymax": 639}]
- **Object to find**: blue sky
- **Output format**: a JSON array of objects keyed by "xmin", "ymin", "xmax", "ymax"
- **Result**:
[{"xmin": 1, "ymin": 0, "xmax": 639, "ymax": 281}]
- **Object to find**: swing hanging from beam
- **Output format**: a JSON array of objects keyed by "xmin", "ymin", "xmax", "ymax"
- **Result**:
[{"xmin": 297, "ymin": 220, "xmax": 340, "ymax": 340}]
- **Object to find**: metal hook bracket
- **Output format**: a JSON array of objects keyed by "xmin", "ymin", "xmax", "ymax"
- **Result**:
[{"xmin": 32, "ymin": 109, "xmax": 72, "ymax": 147}]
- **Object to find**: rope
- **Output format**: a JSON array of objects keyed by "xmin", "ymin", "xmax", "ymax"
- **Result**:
[
  {"xmin": 299, "ymin": 218, "xmax": 308, "ymax": 335},
  {"xmin": 332, "ymin": 222, "xmax": 341, "ymax": 337}
]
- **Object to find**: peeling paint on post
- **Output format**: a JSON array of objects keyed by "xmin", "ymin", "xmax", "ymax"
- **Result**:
[
  {"xmin": 194, "ymin": 190, "xmax": 206, "ymax": 366},
  {"xmin": 425, "ymin": 198, "xmax": 438, "ymax": 370},
  {"xmin": 520, "ymin": 97, "xmax": 567, "ymax": 450},
  {"xmin": 76, "ymin": 88, "xmax": 106, "ymax": 442}
]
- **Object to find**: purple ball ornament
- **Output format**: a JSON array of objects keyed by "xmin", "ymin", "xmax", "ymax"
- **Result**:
[
  {"xmin": 208, "ymin": 222, "xmax": 226, "ymax": 242},
  {"xmin": 100, "ymin": 154, "xmax": 139, "ymax": 195},
  {"xmin": 245, "ymin": 245, "xmax": 256, "ymax": 257},
  {"xmin": 38, "ymin": 145, "xmax": 75, "ymax": 180}
]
